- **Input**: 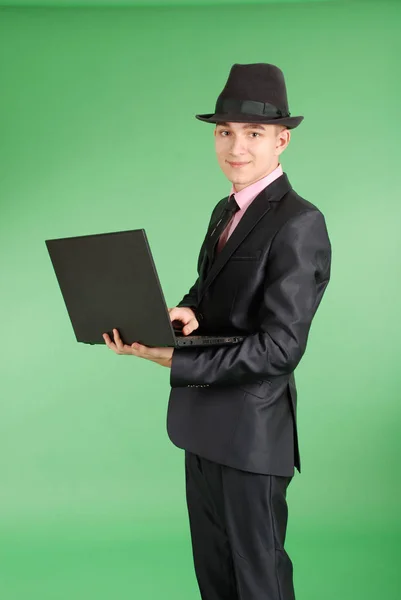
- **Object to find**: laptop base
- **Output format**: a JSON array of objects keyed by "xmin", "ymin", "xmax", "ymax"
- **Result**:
[{"xmin": 175, "ymin": 335, "xmax": 245, "ymax": 347}]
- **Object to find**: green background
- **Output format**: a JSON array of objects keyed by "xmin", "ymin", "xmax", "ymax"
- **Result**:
[{"xmin": 0, "ymin": 1, "xmax": 400, "ymax": 598}]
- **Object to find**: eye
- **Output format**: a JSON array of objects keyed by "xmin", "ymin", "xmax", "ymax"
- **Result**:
[{"xmin": 219, "ymin": 131, "xmax": 260, "ymax": 137}]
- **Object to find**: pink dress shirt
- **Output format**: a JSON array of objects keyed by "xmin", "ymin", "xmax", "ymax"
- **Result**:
[{"xmin": 216, "ymin": 163, "xmax": 283, "ymax": 254}]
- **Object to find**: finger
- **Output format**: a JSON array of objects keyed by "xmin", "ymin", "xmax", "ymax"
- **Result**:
[
  {"xmin": 131, "ymin": 342, "xmax": 153, "ymax": 357},
  {"xmin": 103, "ymin": 333, "xmax": 118, "ymax": 352},
  {"xmin": 168, "ymin": 307, "xmax": 188, "ymax": 322},
  {"xmin": 182, "ymin": 318, "xmax": 199, "ymax": 335},
  {"xmin": 112, "ymin": 328, "xmax": 124, "ymax": 352}
]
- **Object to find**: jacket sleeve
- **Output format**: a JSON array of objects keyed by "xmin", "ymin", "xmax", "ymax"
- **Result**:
[
  {"xmin": 175, "ymin": 246, "xmax": 204, "ymax": 319},
  {"xmin": 170, "ymin": 209, "xmax": 332, "ymax": 387},
  {"xmin": 176, "ymin": 279, "xmax": 199, "ymax": 313}
]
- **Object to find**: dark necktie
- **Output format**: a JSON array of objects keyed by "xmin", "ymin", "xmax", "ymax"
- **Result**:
[{"xmin": 205, "ymin": 194, "xmax": 240, "ymax": 265}]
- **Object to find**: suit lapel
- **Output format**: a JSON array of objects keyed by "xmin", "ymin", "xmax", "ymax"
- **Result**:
[{"xmin": 198, "ymin": 172, "xmax": 292, "ymax": 303}]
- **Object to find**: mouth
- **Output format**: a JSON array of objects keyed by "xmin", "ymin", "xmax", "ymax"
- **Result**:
[{"xmin": 227, "ymin": 161, "xmax": 250, "ymax": 168}]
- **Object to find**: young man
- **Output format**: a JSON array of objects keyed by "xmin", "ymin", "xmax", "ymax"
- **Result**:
[{"xmin": 103, "ymin": 63, "xmax": 332, "ymax": 600}]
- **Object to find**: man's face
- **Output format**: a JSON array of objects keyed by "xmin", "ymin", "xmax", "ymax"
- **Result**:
[{"xmin": 213, "ymin": 121, "xmax": 290, "ymax": 192}]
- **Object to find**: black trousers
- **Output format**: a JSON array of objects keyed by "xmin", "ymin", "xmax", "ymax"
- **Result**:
[{"xmin": 184, "ymin": 451, "xmax": 295, "ymax": 600}]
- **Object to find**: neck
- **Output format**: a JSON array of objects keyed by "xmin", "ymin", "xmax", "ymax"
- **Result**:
[{"xmin": 233, "ymin": 162, "xmax": 280, "ymax": 193}]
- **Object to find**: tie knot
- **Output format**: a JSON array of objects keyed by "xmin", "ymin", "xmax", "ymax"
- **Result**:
[
  {"xmin": 206, "ymin": 193, "xmax": 240, "ymax": 264},
  {"xmin": 227, "ymin": 194, "xmax": 239, "ymax": 214}
]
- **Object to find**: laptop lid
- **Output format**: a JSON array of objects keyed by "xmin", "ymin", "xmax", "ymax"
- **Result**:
[{"xmin": 45, "ymin": 229, "xmax": 181, "ymax": 347}]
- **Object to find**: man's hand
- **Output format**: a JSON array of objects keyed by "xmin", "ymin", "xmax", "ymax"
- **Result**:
[
  {"xmin": 103, "ymin": 328, "xmax": 173, "ymax": 368},
  {"xmin": 168, "ymin": 306, "xmax": 199, "ymax": 335},
  {"xmin": 102, "ymin": 307, "xmax": 199, "ymax": 368}
]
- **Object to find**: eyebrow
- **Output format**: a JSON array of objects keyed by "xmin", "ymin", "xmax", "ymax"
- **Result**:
[{"xmin": 216, "ymin": 122, "xmax": 266, "ymax": 130}]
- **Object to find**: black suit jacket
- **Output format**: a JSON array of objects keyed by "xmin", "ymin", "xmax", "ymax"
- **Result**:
[{"xmin": 166, "ymin": 172, "xmax": 332, "ymax": 476}]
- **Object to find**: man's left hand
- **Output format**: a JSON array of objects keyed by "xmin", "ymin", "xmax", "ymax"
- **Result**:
[{"xmin": 103, "ymin": 328, "xmax": 173, "ymax": 368}]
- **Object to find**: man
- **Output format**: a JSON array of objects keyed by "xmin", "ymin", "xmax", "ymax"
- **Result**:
[{"xmin": 103, "ymin": 63, "xmax": 332, "ymax": 600}]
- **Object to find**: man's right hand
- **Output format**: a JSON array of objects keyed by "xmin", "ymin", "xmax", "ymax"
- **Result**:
[{"xmin": 168, "ymin": 307, "xmax": 199, "ymax": 336}]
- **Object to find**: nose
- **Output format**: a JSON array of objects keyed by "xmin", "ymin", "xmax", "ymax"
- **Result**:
[{"xmin": 229, "ymin": 136, "xmax": 247, "ymax": 156}]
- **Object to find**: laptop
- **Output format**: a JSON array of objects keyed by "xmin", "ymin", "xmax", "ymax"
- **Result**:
[{"xmin": 45, "ymin": 228, "xmax": 246, "ymax": 348}]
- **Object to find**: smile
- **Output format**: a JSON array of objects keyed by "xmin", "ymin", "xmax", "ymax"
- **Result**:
[{"xmin": 228, "ymin": 162, "xmax": 250, "ymax": 168}]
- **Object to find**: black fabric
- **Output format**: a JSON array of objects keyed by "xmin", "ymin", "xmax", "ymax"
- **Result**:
[
  {"xmin": 216, "ymin": 98, "xmax": 288, "ymax": 118},
  {"xmin": 205, "ymin": 194, "xmax": 240, "ymax": 265},
  {"xmin": 168, "ymin": 172, "xmax": 332, "ymax": 476},
  {"xmin": 185, "ymin": 450, "xmax": 295, "ymax": 600},
  {"xmin": 195, "ymin": 63, "xmax": 304, "ymax": 129}
]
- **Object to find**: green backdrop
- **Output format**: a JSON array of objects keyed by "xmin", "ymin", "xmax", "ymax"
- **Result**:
[{"xmin": 0, "ymin": 1, "xmax": 400, "ymax": 598}]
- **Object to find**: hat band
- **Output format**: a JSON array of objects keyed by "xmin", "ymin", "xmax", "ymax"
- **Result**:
[{"xmin": 216, "ymin": 97, "xmax": 290, "ymax": 118}]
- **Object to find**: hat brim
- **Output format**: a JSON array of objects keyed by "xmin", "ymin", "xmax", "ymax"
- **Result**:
[{"xmin": 195, "ymin": 113, "xmax": 304, "ymax": 129}]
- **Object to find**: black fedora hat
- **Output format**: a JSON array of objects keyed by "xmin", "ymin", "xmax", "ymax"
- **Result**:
[{"xmin": 195, "ymin": 63, "xmax": 303, "ymax": 129}]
